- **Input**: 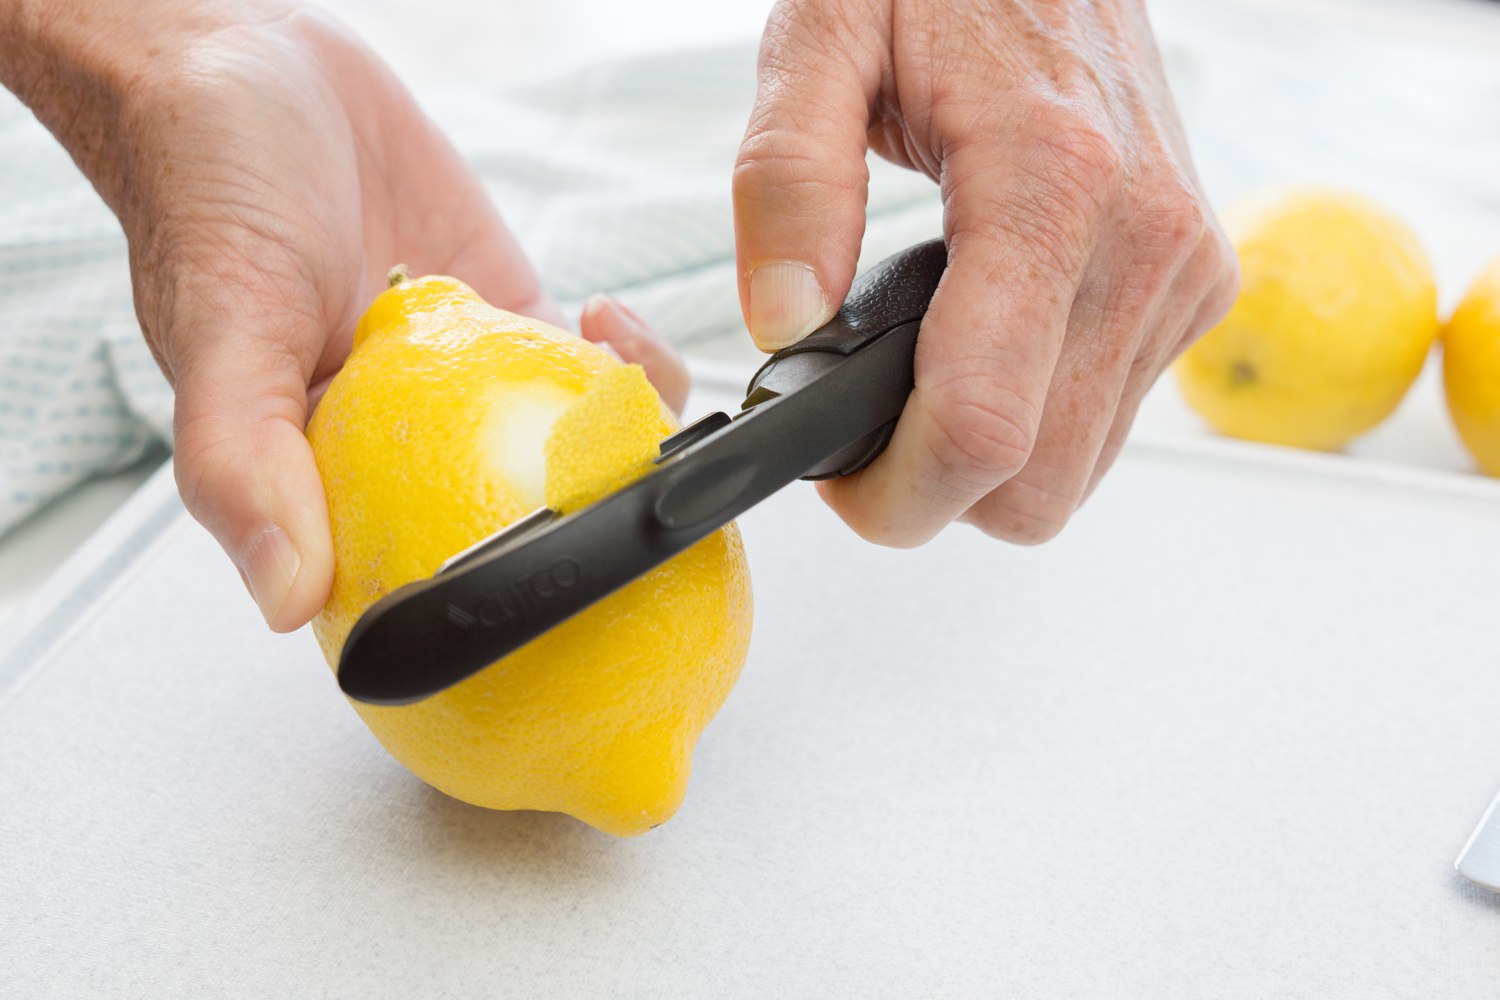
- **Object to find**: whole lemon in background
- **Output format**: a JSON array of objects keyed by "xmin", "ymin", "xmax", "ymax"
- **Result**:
[
  {"xmin": 1443, "ymin": 256, "xmax": 1500, "ymax": 476},
  {"xmin": 307, "ymin": 274, "xmax": 752, "ymax": 837},
  {"xmin": 1174, "ymin": 187, "xmax": 1439, "ymax": 449}
]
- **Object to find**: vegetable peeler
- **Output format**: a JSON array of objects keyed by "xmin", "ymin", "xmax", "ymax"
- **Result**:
[{"xmin": 337, "ymin": 239, "xmax": 947, "ymax": 705}]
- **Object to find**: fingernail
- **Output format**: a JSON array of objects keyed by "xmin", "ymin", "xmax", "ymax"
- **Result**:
[
  {"xmin": 592, "ymin": 294, "xmax": 659, "ymax": 341},
  {"xmin": 240, "ymin": 524, "xmax": 301, "ymax": 625},
  {"xmin": 582, "ymin": 293, "xmax": 613, "ymax": 324},
  {"xmin": 608, "ymin": 296, "xmax": 658, "ymax": 339},
  {"xmin": 748, "ymin": 261, "xmax": 829, "ymax": 351},
  {"xmin": 580, "ymin": 295, "xmax": 628, "ymax": 362}
]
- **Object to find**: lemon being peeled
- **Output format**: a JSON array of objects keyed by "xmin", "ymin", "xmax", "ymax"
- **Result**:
[
  {"xmin": 307, "ymin": 273, "xmax": 752, "ymax": 836},
  {"xmin": 1174, "ymin": 187, "xmax": 1439, "ymax": 449}
]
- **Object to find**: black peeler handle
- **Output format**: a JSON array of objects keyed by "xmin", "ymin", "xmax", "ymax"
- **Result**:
[
  {"xmin": 744, "ymin": 238, "xmax": 948, "ymax": 478},
  {"xmin": 336, "ymin": 239, "xmax": 949, "ymax": 704}
]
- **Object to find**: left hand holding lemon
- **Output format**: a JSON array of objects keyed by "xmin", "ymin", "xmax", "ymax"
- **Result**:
[
  {"xmin": 310, "ymin": 274, "xmax": 751, "ymax": 836},
  {"xmin": 0, "ymin": 2, "xmax": 689, "ymax": 632},
  {"xmin": 5, "ymin": 0, "xmax": 740, "ymax": 836}
]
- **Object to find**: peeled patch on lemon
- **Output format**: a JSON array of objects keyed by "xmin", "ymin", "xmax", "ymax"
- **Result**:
[
  {"xmin": 545, "ymin": 364, "xmax": 663, "ymax": 512},
  {"xmin": 307, "ymin": 274, "xmax": 752, "ymax": 836},
  {"xmin": 1175, "ymin": 187, "xmax": 1439, "ymax": 450}
]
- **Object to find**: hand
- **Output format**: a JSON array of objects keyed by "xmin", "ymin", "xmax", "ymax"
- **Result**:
[
  {"xmin": 2, "ymin": 0, "xmax": 687, "ymax": 631},
  {"xmin": 734, "ymin": 0, "xmax": 1239, "ymax": 546}
]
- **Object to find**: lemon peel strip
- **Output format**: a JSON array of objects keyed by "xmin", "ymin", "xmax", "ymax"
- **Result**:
[{"xmin": 544, "ymin": 364, "xmax": 663, "ymax": 513}]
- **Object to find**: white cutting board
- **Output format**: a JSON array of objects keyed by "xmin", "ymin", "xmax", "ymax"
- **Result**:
[{"xmin": 2, "ymin": 377, "xmax": 1499, "ymax": 998}]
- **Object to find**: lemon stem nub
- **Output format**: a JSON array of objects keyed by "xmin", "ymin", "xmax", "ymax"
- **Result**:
[{"xmin": 387, "ymin": 264, "xmax": 411, "ymax": 288}]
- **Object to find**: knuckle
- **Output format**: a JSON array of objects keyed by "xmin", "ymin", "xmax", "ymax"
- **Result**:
[
  {"xmin": 1212, "ymin": 231, "xmax": 1243, "ymax": 305},
  {"xmin": 927, "ymin": 376, "xmax": 1040, "ymax": 486},
  {"xmin": 172, "ymin": 413, "xmax": 245, "ymax": 528},
  {"xmin": 969, "ymin": 496, "xmax": 1073, "ymax": 546},
  {"xmin": 1135, "ymin": 174, "xmax": 1208, "ymax": 261},
  {"xmin": 938, "ymin": 103, "xmax": 1125, "ymax": 202},
  {"xmin": 760, "ymin": 0, "xmax": 877, "ymax": 74},
  {"xmin": 835, "ymin": 508, "xmax": 922, "ymax": 550},
  {"xmin": 1217, "ymin": 269, "xmax": 1243, "ymax": 317},
  {"xmin": 1129, "ymin": 334, "xmax": 1174, "ymax": 382},
  {"xmin": 1173, "ymin": 190, "xmax": 1209, "ymax": 244},
  {"xmin": 944, "ymin": 169, "xmax": 1084, "ymax": 285},
  {"xmin": 1038, "ymin": 112, "xmax": 1125, "ymax": 199},
  {"xmin": 952, "ymin": 191, "xmax": 1080, "ymax": 285},
  {"xmin": 814, "ymin": 481, "xmax": 930, "ymax": 550},
  {"xmin": 1135, "ymin": 339, "xmax": 1175, "ymax": 384},
  {"xmin": 1202, "ymin": 267, "xmax": 1243, "ymax": 334},
  {"xmin": 760, "ymin": 0, "xmax": 827, "ymax": 54},
  {"xmin": 1180, "ymin": 228, "xmax": 1243, "ymax": 346},
  {"xmin": 943, "ymin": 112, "xmax": 1125, "ymax": 279},
  {"xmin": 734, "ymin": 124, "xmax": 868, "ymax": 204}
]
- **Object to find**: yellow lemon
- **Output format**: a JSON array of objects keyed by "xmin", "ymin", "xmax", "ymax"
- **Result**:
[
  {"xmin": 1443, "ymin": 256, "xmax": 1500, "ymax": 476},
  {"xmin": 1174, "ymin": 187, "xmax": 1439, "ymax": 449},
  {"xmin": 307, "ymin": 273, "xmax": 753, "ymax": 836}
]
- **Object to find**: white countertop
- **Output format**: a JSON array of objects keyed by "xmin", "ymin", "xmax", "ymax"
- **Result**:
[{"xmin": 4, "ymin": 375, "xmax": 1499, "ymax": 996}]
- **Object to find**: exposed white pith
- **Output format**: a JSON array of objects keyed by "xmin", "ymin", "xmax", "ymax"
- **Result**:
[{"xmin": 484, "ymin": 383, "xmax": 577, "ymax": 510}]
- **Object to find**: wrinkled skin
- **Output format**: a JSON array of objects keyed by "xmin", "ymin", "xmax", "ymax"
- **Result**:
[
  {"xmin": 2, "ymin": 0, "xmax": 1237, "ymax": 631},
  {"xmin": 735, "ymin": 0, "xmax": 1239, "ymax": 546},
  {"xmin": 0, "ymin": 0, "xmax": 688, "ymax": 629}
]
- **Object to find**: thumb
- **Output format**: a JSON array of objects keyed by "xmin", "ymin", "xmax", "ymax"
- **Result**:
[
  {"xmin": 168, "ymin": 302, "xmax": 333, "ymax": 633},
  {"xmin": 733, "ymin": 3, "xmax": 877, "ymax": 351}
]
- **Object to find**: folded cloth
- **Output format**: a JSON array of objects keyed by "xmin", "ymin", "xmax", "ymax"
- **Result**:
[
  {"xmin": 0, "ymin": 40, "xmax": 940, "ymax": 537},
  {"xmin": 0, "ymin": 94, "xmax": 166, "ymax": 534}
]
